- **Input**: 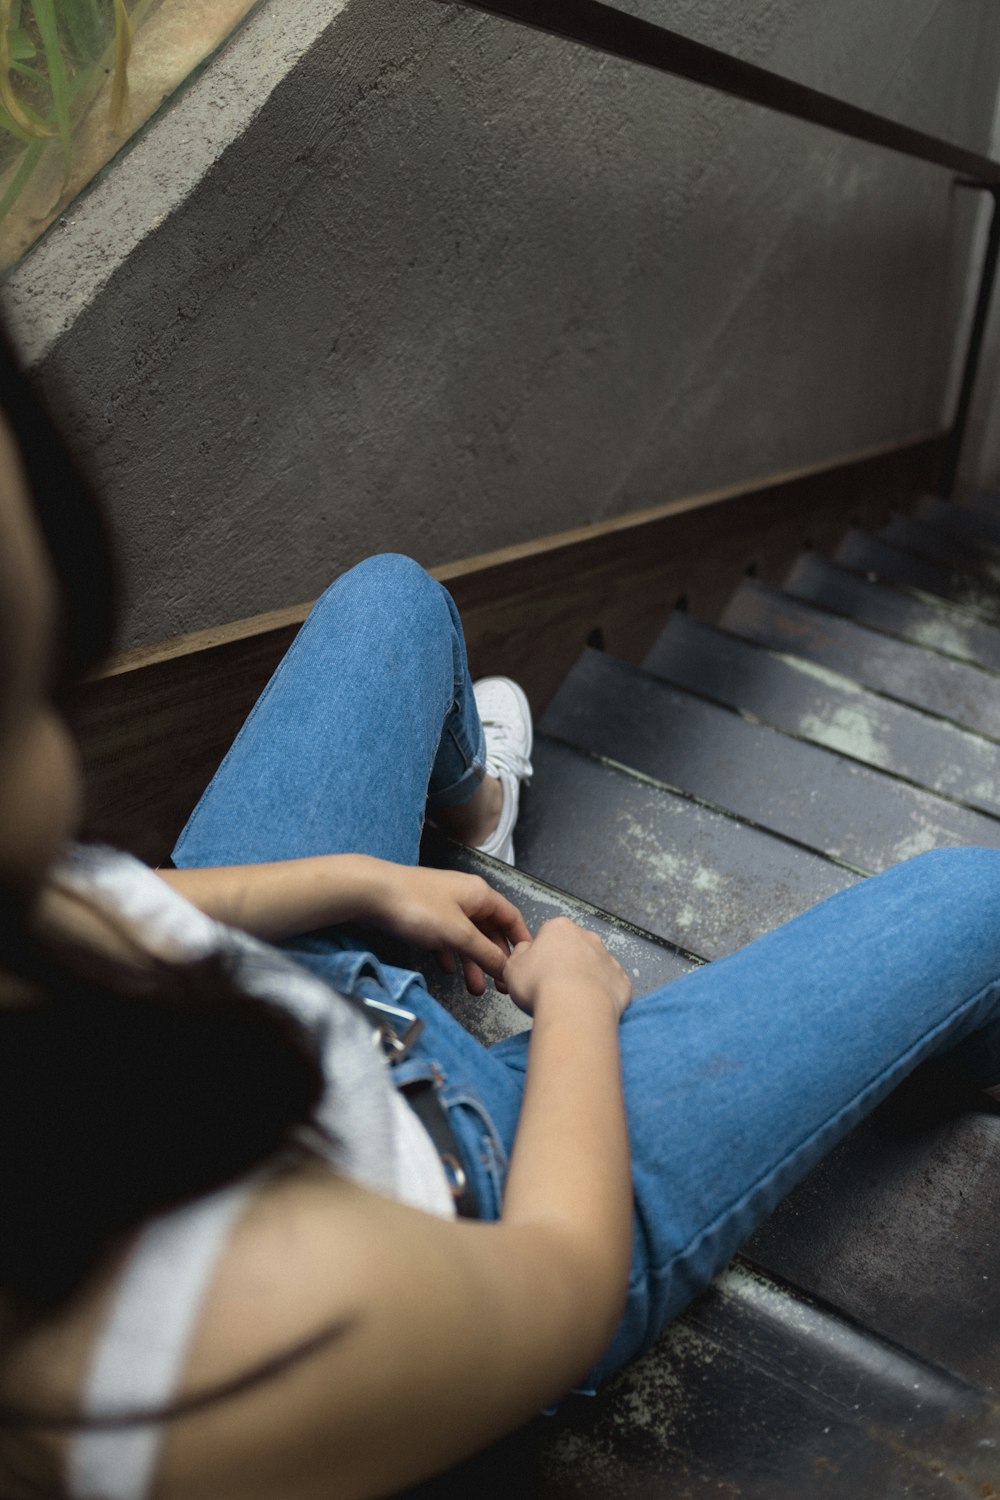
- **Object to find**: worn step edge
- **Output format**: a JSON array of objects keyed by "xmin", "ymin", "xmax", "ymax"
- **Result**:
[
  {"xmin": 722, "ymin": 581, "xmax": 1000, "ymax": 746},
  {"xmin": 881, "ymin": 512, "xmax": 1000, "ymax": 580},
  {"xmin": 538, "ymin": 727, "xmax": 870, "ymax": 878},
  {"xmin": 712, "ymin": 612, "xmax": 1000, "ymax": 751},
  {"xmin": 643, "ymin": 617, "xmax": 1000, "ymax": 823},
  {"xmin": 409, "ymin": 832, "xmax": 704, "ymax": 1045},
  {"xmin": 783, "ymin": 554, "xmax": 1000, "ymax": 674},
  {"xmin": 542, "ymin": 648, "xmax": 1000, "ymax": 870},
  {"xmin": 835, "ymin": 530, "xmax": 1000, "ymax": 626},
  {"xmin": 691, "ymin": 1259, "xmax": 991, "ymax": 1421}
]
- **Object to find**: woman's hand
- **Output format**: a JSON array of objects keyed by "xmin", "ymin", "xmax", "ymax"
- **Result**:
[
  {"xmin": 361, "ymin": 864, "xmax": 532, "ymax": 996},
  {"xmin": 503, "ymin": 916, "xmax": 633, "ymax": 1019}
]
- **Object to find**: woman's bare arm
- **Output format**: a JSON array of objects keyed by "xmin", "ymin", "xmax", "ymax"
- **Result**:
[
  {"xmin": 157, "ymin": 856, "xmax": 383, "ymax": 938},
  {"xmin": 153, "ymin": 920, "xmax": 633, "ymax": 1500},
  {"xmin": 157, "ymin": 857, "xmax": 531, "ymax": 992}
]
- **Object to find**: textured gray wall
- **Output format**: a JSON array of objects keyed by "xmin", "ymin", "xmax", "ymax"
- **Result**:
[{"xmin": 9, "ymin": 0, "xmax": 1000, "ymax": 648}]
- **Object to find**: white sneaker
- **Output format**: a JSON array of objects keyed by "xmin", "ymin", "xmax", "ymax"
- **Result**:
[{"xmin": 473, "ymin": 677, "xmax": 533, "ymax": 865}]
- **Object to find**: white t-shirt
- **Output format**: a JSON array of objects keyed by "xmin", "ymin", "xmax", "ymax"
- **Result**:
[{"xmin": 48, "ymin": 846, "xmax": 454, "ymax": 1500}]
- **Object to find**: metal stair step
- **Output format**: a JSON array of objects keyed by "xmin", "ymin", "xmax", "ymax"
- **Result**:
[
  {"xmin": 542, "ymin": 648, "xmax": 1000, "ymax": 870},
  {"xmin": 721, "ymin": 579, "xmax": 1000, "ymax": 740},
  {"xmin": 413, "ymin": 1248, "xmax": 1000, "ymax": 1499},
  {"xmin": 406, "ymin": 832, "xmax": 696, "ymax": 1044},
  {"xmin": 515, "ymin": 736, "xmax": 856, "ymax": 957},
  {"xmin": 744, "ymin": 1087, "xmax": 1000, "ymax": 1394},
  {"xmin": 642, "ymin": 614, "xmax": 1000, "ymax": 816},
  {"xmin": 917, "ymin": 493, "xmax": 1000, "ymax": 549},
  {"xmin": 835, "ymin": 529, "xmax": 1000, "ymax": 623},
  {"xmin": 531, "ymin": 1261, "xmax": 998, "ymax": 1500},
  {"xmin": 879, "ymin": 512, "xmax": 1000, "ymax": 583},
  {"xmin": 959, "ymin": 487, "xmax": 1000, "ymax": 514},
  {"xmin": 784, "ymin": 553, "xmax": 1000, "ymax": 672}
]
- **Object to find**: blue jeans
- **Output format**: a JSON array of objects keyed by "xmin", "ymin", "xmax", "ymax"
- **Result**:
[{"xmin": 173, "ymin": 553, "xmax": 1000, "ymax": 1387}]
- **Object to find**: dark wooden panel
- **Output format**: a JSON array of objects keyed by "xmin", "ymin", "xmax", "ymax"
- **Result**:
[
  {"xmin": 76, "ymin": 434, "xmax": 945, "ymax": 863},
  {"xmin": 75, "ymin": 625, "xmax": 302, "ymax": 867}
]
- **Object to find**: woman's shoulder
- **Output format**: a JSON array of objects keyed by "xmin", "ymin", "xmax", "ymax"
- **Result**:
[
  {"xmin": 0, "ymin": 1158, "xmax": 351, "ymax": 1500},
  {"xmin": 4, "ymin": 1148, "xmax": 619, "ymax": 1500},
  {"xmin": 0, "ymin": 1157, "xmax": 475, "ymax": 1500}
]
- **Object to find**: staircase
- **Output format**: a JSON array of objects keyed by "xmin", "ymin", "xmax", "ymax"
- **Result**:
[{"xmin": 405, "ymin": 490, "xmax": 1000, "ymax": 1499}]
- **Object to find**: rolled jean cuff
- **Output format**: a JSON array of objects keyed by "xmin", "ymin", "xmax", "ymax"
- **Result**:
[
  {"xmin": 426, "ymin": 757, "xmax": 487, "ymax": 812},
  {"xmin": 425, "ymin": 725, "xmax": 488, "ymax": 812}
]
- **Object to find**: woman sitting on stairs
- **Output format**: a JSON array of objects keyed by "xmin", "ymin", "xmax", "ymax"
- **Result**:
[{"xmin": 1, "ymin": 326, "xmax": 1000, "ymax": 1500}]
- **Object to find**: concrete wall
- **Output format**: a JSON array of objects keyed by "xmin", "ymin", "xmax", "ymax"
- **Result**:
[{"xmin": 5, "ymin": 0, "xmax": 1000, "ymax": 649}]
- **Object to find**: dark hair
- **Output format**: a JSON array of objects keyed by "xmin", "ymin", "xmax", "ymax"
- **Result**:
[
  {"xmin": 0, "ymin": 325, "xmax": 116, "ymax": 696},
  {"xmin": 0, "ymin": 907, "xmax": 326, "ymax": 1307},
  {"xmin": 0, "ymin": 332, "xmax": 328, "ymax": 1309}
]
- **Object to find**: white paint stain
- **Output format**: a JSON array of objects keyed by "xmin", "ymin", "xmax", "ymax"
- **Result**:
[
  {"xmin": 909, "ymin": 617, "xmax": 975, "ymax": 661},
  {"xmin": 892, "ymin": 826, "xmax": 944, "ymax": 861},
  {"xmin": 799, "ymin": 703, "xmax": 889, "ymax": 765}
]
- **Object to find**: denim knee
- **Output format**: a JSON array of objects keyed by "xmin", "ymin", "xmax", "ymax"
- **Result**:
[{"xmin": 329, "ymin": 552, "xmax": 440, "ymax": 598}]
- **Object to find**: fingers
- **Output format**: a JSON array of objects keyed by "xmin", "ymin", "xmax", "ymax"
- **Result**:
[
  {"xmin": 389, "ymin": 870, "xmax": 535, "ymax": 997},
  {"xmin": 460, "ymin": 957, "xmax": 488, "ymax": 996},
  {"xmin": 461, "ymin": 878, "xmax": 531, "ymax": 946},
  {"xmin": 501, "ymin": 916, "xmax": 632, "ymax": 1017},
  {"xmin": 458, "ymin": 920, "xmax": 511, "ymax": 986},
  {"xmin": 490, "ymin": 898, "xmax": 532, "ymax": 948}
]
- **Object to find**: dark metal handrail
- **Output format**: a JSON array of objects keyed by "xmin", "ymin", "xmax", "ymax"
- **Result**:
[
  {"xmin": 433, "ymin": 0, "xmax": 1000, "ymax": 493},
  {"xmin": 435, "ymin": 0, "xmax": 1000, "ymax": 182}
]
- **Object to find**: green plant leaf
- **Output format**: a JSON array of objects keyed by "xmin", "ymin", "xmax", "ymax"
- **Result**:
[
  {"xmin": 11, "ymin": 61, "xmax": 46, "ymax": 88},
  {"xmin": 0, "ymin": 135, "xmax": 44, "ymax": 224},
  {"xmin": 26, "ymin": 0, "xmax": 71, "ymax": 161},
  {"xmin": 0, "ymin": 98, "xmax": 32, "ymax": 140},
  {"xmin": 9, "ymin": 27, "xmax": 34, "ymax": 61},
  {"xmin": 59, "ymin": 0, "xmax": 107, "ymax": 66}
]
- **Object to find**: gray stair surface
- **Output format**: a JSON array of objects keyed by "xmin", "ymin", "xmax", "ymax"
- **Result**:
[
  {"xmin": 835, "ymin": 528, "xmax": 1000, "ymax": 622},
  {"xmin": 743, "ymin": 1088, "xmax": 1000, "ymax": 1391},
  {"xmin": 402, "ymin": 1256, "xmax": 1000, "ymax": 1499},
  {"xmin": 959, "ymin": 492, "xmax": 1000, "ymax": 522},
  {"xmin": 643, "ymin": 613, "xmax": 1000, "ymax": 816},
  {"xmin": 917, "ymin": 493, "xmax": 1000, "ymax": 549},
  {"xmin": 541, "ymin": 647, "xmax": 1000, "ymax": 870},
  {"xmin": 515, "ymin": 735, "xmax": 857, "ymax": 957},
  {"xmin": 784, "ymin": 552, "xmax": 1000, "ymax": 671},
  {"xmin": 879, "ymin": 511, "xmax": 1000, "ymax": 584},
  {"xmin": 960, "ymin": 487, "xmax": 1000, "ymax": 513},
  {"xmin": 721, "ymin": 578, "xmax": 1000, "ymax": 740},
  {"xmin": 410, "ymin": 505, "xmax": 1000, "ymax": 1499}
]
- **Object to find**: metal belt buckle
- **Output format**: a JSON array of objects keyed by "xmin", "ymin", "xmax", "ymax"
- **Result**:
[
  {"xmin": 359, "ymin": 995, "xmax": 424, "ymax": 1064},
  {"xmin": 439, "ymin": 1152, "xmax": 469, "ymax": 1203}
]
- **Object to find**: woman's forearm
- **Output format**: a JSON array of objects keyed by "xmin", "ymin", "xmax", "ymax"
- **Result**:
[
  {"xmin": 156, "ymin": 855, "xmax": 383, "ymax": 941},
  {"xmin": 501, "ymin": 982, "xmax": 633, "ymax": 1342}
]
